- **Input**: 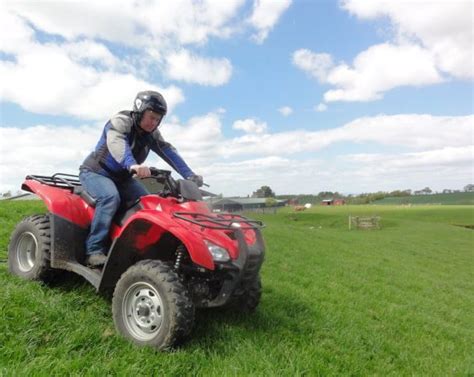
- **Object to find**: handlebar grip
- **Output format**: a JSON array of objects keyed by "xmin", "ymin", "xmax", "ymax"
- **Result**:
[
  {"xmin": 149, "ymin": 167, "xmax": 172, "ymax": 176},
  {"xmin": 130, "ymin": 167, "xmax": 172, "ymax": 177}
]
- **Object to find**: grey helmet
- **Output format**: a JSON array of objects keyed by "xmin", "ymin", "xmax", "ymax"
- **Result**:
[{"xmin": 133, "ymin": 90, "xmax": 167, "ymax": 117}]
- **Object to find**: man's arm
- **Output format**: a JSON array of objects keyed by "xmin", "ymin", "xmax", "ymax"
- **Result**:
[
  {"xmin": 106, "ymin": 114, "xmax": 137, "ymax": 171},
  {"xmin": 150, "ymin": 130, "xmax": 194, "ymax": 179}
]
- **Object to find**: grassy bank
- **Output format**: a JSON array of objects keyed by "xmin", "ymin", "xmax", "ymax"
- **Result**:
[{"xmin": 373, "ymin": 192, "xmax": 474, "ymax": 205}]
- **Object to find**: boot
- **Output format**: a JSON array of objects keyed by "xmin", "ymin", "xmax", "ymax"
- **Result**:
[{"xmin": 86, "ymin": 253, "xmax": 107, "ymax": 267}]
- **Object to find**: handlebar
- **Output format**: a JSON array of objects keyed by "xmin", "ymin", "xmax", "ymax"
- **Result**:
[
  {"xmin": 130, "ymin": 167, "xmax": 211, "ymax": 200},
  {"xmin": 130, "ymin": 167, "xmax": 208, "ymax": 187}
]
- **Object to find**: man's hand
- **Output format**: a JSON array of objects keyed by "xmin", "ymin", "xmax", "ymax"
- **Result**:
[
  {"xmin": 130, "ymin": 164, "xmax": 151, "ymax": 178},
  {"xmin": 188, "ymin": 174, "xmax": 204, "ymax": 187}
]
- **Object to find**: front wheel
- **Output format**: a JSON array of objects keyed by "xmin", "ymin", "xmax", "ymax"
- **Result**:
[
  {"xmin": 228, "ymin": 275, "xmax": 262, "ymax": 313},
  {"xmin": 112, "ymin": 260, "xmax": 194, "ymax": 350}
]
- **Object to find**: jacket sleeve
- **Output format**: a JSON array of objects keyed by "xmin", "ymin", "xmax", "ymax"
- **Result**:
[
  {"xmin": 150, "ymin": 130, "xmax": 194, "ymax": 179},
  {"xmin": 106, "ymin": 114, "xmax": 137, "ymax": 170}
]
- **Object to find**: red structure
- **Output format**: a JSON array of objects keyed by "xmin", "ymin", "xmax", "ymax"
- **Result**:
[{"xmin": 320, "ymin": 198, "xmax": 345, "ymax": 206}]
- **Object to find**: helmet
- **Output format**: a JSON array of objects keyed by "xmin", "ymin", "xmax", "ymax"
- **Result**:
[{"xmin": 133, "ymin": 90, "xmax": 167, "ymax": 116}]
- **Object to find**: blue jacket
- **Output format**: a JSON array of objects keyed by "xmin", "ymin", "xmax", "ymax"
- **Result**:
[{"xmin": 81, "ymin": 111, "xmax": 194, "ymax": 180}]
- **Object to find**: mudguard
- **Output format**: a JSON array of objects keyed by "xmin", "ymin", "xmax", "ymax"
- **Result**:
[{"xmin": 22, "ymin": 179, "xmax": 93, "ymax": 228}]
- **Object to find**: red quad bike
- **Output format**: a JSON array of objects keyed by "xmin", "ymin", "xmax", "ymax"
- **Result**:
[{"xmin": 8, "ymin": 168, "xmax": 265, "ymax": 350}]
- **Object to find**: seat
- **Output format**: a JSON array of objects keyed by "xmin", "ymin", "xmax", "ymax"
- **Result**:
[
  {"xmin": 73, "ymin": 186, "xmax": 97, "ymax": 207},
  {"xmin": 73, "ymin": 186, "xmax": 142, "ymax": 226}
]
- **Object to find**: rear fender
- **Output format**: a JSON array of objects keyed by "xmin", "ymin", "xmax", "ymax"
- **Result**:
[{"xmin": 22, "ymin": 179, "xmax": 92, "ymax": 228}]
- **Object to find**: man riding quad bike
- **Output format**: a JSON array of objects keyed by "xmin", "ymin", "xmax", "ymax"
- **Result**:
[{"xmin": 8, "ymin": 169, "xmax": 265, "ymax": 349}]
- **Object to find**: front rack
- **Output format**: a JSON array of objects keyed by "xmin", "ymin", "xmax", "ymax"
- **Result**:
[
  {"xmin": 173, "ymin": 212, "xmax": 264, "ymax": 230},
  {"xmin": 25, "ymin": 173, "xmax": 81, "ymax": 191}
]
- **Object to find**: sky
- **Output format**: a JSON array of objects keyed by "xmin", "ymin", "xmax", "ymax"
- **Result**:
[{"xmin": 0, "ymin": 0, "xmax": 473, "ymax": 197}]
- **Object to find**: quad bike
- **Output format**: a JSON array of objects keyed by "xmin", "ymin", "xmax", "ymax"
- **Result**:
[{"xmin": 8, "ymin": 169, "xmax": 265, "ymax": 349}]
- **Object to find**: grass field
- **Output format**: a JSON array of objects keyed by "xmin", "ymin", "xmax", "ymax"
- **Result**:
[
  {"xmin": 0, "ymin": 201, "xmax": 473, "ymax": 376},
  {"xmin": 373, "ymin": 192, "xmax": 474, "ymax": 205}
]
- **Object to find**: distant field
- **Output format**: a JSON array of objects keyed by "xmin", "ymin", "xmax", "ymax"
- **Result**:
[
  {"xmin": 0, "ymin": 201, "xmax": 473, "ymax": 375},
  {"xmin": 373, "ymin": 192, "xmax": 474, "ymax": 205}
]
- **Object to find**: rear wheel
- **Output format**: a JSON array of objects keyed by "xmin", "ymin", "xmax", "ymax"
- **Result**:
[
  {"xmin": 112, "ymin": 260, "xmax": 194, "ymax": 350},
  {"xmin": 8, "ymin": 214, "xmax": 55, "ymax": 281}
]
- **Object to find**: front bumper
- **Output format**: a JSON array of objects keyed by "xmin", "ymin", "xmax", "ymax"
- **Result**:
[{"xmin": 203, "ymin": 227, "xmax": 265, "ymax": 307}]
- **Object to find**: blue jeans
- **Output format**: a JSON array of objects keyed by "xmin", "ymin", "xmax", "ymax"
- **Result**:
[{"xmin": 79, "ymin": 170, "xmax": 149, "ymax": 256}]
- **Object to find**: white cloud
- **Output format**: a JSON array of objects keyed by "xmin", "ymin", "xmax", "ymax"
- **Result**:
[
  {"xmin": 341, "ymin": 0, "xmax": 474, "ymax": 80},
  {"xmin": 0, "ymin": 0, "xmax": 289, "ymax": 97},
  {"xmin": 1, "ymin": 113, "xmax": 472, "ymax": 195},
  {"xmin": 5, "ymin": 0, "xmax": 246, "ymax": 47},
  {"xmin": 346, "ymin": 146, "xmax": 473, "ymax": 169},
  {"xmin": 248, "ymin": 0, "xmax": 292, "ymax": 43},
  {"xmin": 1, "ymin": 0, "xmax": 289, "ymax": 117},
  {"xmin": 63, "ymin": 40, "xmax": 122, "ymax": 71},
  {"xmin": 160, "ymin": 112, "xmax": 225, "ymax": 164},
  {"xmin": 0, "ymin": 10, "xmax": 184, "ymax": 120},
  {"xmin": 292, "ymin": 49, "xmax": 334, "ymax": 82},
  {"xmin": 0, "ymin": 43, "xmax": 184, "ymax": 120},
  {"xmin": 293, "ymin": 1, "xmax": 473, "ymax": 103},
  {"xmin": 337, "ymin": 114, "xmax": 474, "ymax": 150},
  {"xmin": 232, "ymin": 118, "xmax": 268, "ymax": 133},
  {"xmin": 278, "ymin": 106, "xmax": 293, "ymax": 116},
  {"xmin": 339, "ymin": 145, "xmax": 474, "ymax": 192},
  {"xmin": 220, "ymin": 114, "xmax": 474, "ymax": 158},
  {"xmin": 0, "ymin": 124, "xmax": 101, "ymax": 193},
  {"xmin": 164, "ymin": 50, "xmax": 232, "ymax": 86},
  {"xmin": 294, "ymin": 43, "xmax": 443, "ymax": 102},
  {"xmin": 315, "ymin": 103, "xmax": 327, "ymax": 112},
  {"xmin": 324, "ymin": 43, "xmax": 443, "ymax": 102}
]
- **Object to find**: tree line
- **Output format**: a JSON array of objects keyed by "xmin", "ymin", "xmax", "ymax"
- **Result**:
[{"xmin": 251, "ymin": 184, "xmax": 474, "ymax": 205}]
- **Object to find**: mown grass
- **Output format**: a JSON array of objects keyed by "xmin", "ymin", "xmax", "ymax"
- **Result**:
[{"xmin": 0, "ymin": 201, "xmax": 473, "ymax": 376}]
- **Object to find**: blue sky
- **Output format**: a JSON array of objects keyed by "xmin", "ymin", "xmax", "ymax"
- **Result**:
[{"xmin": 1, "ymin": 0, "xmax": 473, "ymax": 196}]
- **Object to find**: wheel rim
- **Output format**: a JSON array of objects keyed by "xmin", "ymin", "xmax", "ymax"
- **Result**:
[
  {"xmin": 122, "ymin": 282, "xmax": 164, "ymax": 341},
  {"xmin": 16, "ymin": 232, "xmax": 38, "ymax": 272}
]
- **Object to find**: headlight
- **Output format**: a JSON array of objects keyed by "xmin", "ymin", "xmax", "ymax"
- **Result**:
[{"xmin": 204, "ymin": 240, "xmax": 230, "ymax": 262}]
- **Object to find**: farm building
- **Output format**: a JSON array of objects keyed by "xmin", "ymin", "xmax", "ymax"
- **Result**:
[
  {"xmin": 320, "ymin": 198, "xmax": 345, "ymax": 206},
  {"xmin": 287, "ymin": 198, "xmax": 299, "ymax": 206},
  {"xmin": 209, "ymin": 197, "xmax": 287, "ymax": 212}
]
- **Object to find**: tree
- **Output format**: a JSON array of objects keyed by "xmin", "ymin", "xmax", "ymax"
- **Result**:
[
  {"xmin": 252, "ymin": 185, "xmax": 275, "ymax": 198},
  {"xmin": 265, "ymin": 198, "xmax": 277, "ymax": 207},
  {"xmin": 464, "ymin": 184, "xmax": 474, "ymax": 192},
  {"xmin": 2, "ymin": 191, "xmax": 12, "ymax": 198},
  {"xmin": 421, "ymin": 187, "xmax": 432, "ymax": 195}
]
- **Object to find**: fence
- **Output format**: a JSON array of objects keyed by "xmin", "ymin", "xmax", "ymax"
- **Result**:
[{"xmin": 349, "ymin": 215, "xmax": 381, "ymax": 230}]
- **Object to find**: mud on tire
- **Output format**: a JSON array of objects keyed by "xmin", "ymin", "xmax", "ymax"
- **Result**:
[
  {"xmin": 8, "ymin": 214, "xmax": 55, "ymax": 282},
  {"xmin": 112, "ymin": 259, "xmax": 195, "ymax": 350}
]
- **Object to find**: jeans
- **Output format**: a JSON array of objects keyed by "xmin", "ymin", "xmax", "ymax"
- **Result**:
[{"xmin": 79, "ymin": 170, "xmax": 149, "ymax": 255}]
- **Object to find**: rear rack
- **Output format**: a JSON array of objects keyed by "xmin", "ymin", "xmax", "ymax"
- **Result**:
[
  {"xmin": 173, "ymin": 212, "xmax": 264, "ymax": 230},
  {"xmin": 25, "ymin": 173, "xmax": 81, "ymax": 192}
]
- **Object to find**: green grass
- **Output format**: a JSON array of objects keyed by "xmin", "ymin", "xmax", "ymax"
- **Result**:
[
  {"xmin": 0, "ymin": 201, "xmax": 473, "ymax": 376},
  {"xmin": 373, "ymin": 192, "xmax": 474, "ymax": 205}
]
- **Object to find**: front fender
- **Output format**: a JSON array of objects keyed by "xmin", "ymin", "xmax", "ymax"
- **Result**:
[
  {"xmin": 114, "ymin": 210, "xmax": 214, "ymax": 270},
  {"xmin": 98, "ymin": 213, "xmax": 214, "ymax": 293}
]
